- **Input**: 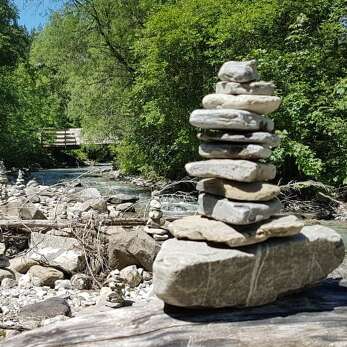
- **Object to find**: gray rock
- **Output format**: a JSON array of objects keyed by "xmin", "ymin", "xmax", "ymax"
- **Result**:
[
  {"xmin": 0, "ymin": 254, "xmax": 10, "ymax": 268},
  {"xmin": 154, "ymin": 225, "xmax": 344, "ymax": 308},
  {"xmin": 185, "ymin": 160, "xmax": 276, "ymax": 182},
  {"xmin": 218, "ymin": 60, "xmax": 259, "ymax": 82},
  {"xmin": 216, "ymin": 80, "xmax": 275, "ymax": 95},
  {"xmin": 199, "ymin": 143, "xmax": 271, "ymax": 160},
  {"xmin": 0, "ymin": 269, "xmax": 15, "ymax": 282},
  {"xmin": 71, "ymin": 188, "xmax": 101, "ymax": 202},
  {"xmin": 202, "ymin": 94, "xmax": 281, "ymax": 115},
  {"xmin": 115, "ymin": 202, "xmax": 135, "ymax": 212},
  {"xmin": 168, "ymin": 215, "xmax": 303, "ymax": 247},
  {"xmin": 54, "ymin": 279, "xmax": 72, "ymax": 290},
  {"xmin": 27, "ymin": 265, "xmax": 64, "ymax": 287},
  {"xmin": 1, "ymin": 278, "xmax": 17, "ymax": 288},
  {"xmin": 197, "ymin": 131, "xmax": 281, "ymax": 147},
  {"xmin": 30, "ymin": 232, "xmax": 79, "ymax": 252},
  {"xmin": 19, "ymin": 205, "xmax": 47, "ymax": 220},
  {"xmin": 107, "ymin": 227, "xmax": 161, "ymax": 271},
  {"xmin": 120, "ymin": 265, "xmax": 142, "ymax": 288},
  {"xmin": 80, "ymin": 198, "xmax": 108, "ymax": 213},
  {"xmin": 196, "ymin": 178, "xmax": 280, "ymax": 201},
  {"xmin": 71, "ymin": 273, "xmax": 93, "ymax": 290},
  {"xmin": 28, "ymin": 247, "xmax": 85, "ymax": 274},
  {"xmin": 198, "ymin": 193, "xmax": 281, "ymax": 225},
  {"xmin": 109, "ymin": 194, "xmax": 139, "ymax": 204},
  {"xmin": 190, "ymin": 109, "xmax": 274, "ymax": 131},
  {"xmin": 18, "ymin": 297, "xmax": 71, "ymax": 329}
]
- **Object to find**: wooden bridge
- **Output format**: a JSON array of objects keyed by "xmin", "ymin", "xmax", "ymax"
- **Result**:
[{"xmin": 41, "ymin": 128, "xmax": 115, "ymax": 148}]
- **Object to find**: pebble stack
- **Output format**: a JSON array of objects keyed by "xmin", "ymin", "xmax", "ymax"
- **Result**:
[
  {"xmin": 153, "ymin": 60, "xmax": 344, "ymax": 308},
  {"xmin": 0, "ymin": 162, "xmax": 8, "ymax": 205},
  {"xmin": 144, "ymin": 194, "xmax": 170, "ymax": 241}
]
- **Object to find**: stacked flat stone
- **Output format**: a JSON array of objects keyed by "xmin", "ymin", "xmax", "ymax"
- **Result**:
[
  {"xmin": 0, "ymin": 161, "xmax": 8, "ymax": 204},
  {"xmin": 153, "ymin": 60, "xmax": 344, "ymax": 309},
  {"xmin": 144, "ymin": 195, "xmax": 170, "ymax": 241}
]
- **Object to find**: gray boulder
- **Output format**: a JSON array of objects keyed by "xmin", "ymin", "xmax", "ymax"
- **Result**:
[
  {"xmin": 27, "ymin": 265, "xmax": 65, "ymax": 287},
  {"xmin": 202, "ymin": 94, "xmax": 281, "ymax": 115},
  {"xmin": 196, "ymin": 178, "xmax": 280, "ymax": 201},
  {"xmin": 218, "ymin": 60, "xmax": 259, "ymax": 82},
  {"xmin": 154, "ymin": 225, "xmax": 344, "ymax": 308},
  {"xmin": 197, "ymin": 131, "xmax": 281, "ymax": 147},
  {"xmin": 198, "ymin": 193, "xmax": 282, "ymax": 225},
  {"xmin": 28, "ymin": 247, "xmax": 85, "ymax": 274},
  {"xmin": 168, "ymin": 215, "xmax": 303, "ymax": 247},
  {"xmin": 190, "ymin": 109, "xmax": 274, "ymax": 131},
  {"xmin": 216, "ymin": 80, "xmax": 275, "ymax": 95},
  {"xmin": 109, "ymin": 193, "xmax": 139, "ymax": 204},
  {"xmin": 107, "ymin": 227, "xmax": 160, "ymax": 271},
  {"xmin": 18, "ymin": 297, "xmax": 71, "ymax": 329},
  {"xmin": 199, "ymin": 143, "xmax": 271, "ymax": 160},
  {"xmin": 186, "ymin": 160, "xmax": 276, "ymax": 182},
  {"xmin": 70, "ymin": 188, "xmax": 101, "ymax": 202}
]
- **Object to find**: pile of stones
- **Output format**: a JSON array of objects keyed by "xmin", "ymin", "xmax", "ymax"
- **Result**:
[
  {"xmin": 144, "ymin": 194, "xmax": 170, "ymax": 241},
  {"xmin": 153, "ymin": 60, "xmax": 344, "ymax": 308}
]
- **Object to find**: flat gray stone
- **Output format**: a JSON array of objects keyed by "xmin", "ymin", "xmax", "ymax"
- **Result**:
[
  {"xmin": 153, "ymin": 225, "xmax": 344, "ymax": 308},
  {"xmin": 18, "ymin": 297, "xmax": 71, "ymax": 329},
  {"xmin": 168, "ymin": 215, "xmax": 303, "ymax": 247},
  {"xmin": 198, "ymin": 193, "xmax": 281, "ymax": 225},
  {"xmin": 218, "ymin": 60, "xmax": 259, "ymax": 82},
  {"xmin": 185, "ymin": 160, "xmax": 276, "ymax": 182},
  {"xmin": 190, "ymin": 109, "xmax": 274, "ymax": 131},
  {"xmin": 199, "ymin": 143, "xmax": 271, "ymax": 160},
  {"xmin": 202, "ymin": 94, "xmax": 281, "ymax": 114},
  {"xmin": 197, "ymin": 131, "xmax": 281, "ymax": 147},
  {"xmin": 27, "ymin": 265, "xmax": 65, "ymax": 287},
  {"xmin": 216, "ymin": 80, "xmax": 275, "ymax": 95},
  {"xmin": 196, "ymin": 178, "xmax": 280, "ymax": 201}
]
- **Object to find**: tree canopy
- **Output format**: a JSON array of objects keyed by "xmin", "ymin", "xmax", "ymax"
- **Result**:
[{"xmin": 1, "ymin": 0, "xmax": 346, "ymax": 185}]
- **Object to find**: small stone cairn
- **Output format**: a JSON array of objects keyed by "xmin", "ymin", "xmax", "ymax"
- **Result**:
[
  {"xmin": 144, "ymin": 193, "xmax": 170, "ymax": 241},
  {"xmin": 153, "ymin": 60, "xmax": 344, "ymax": 308},
  {"xmin": 0, "ymin": 161, "xmax": 8, "ymax": 204},
  {"xmin": 12, "ymin": 169, "xmax": 26, "ymax": 199}
]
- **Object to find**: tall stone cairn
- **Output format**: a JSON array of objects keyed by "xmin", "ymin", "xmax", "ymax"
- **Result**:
[
  {"xmin": 0, "ymin": 161, "xmax": 8, "ymax": 204},
  {"xmin": 153, "ymin": 60, "xmax": 345, "ymax": 308}
]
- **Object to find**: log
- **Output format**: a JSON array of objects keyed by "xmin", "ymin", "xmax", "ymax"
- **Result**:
[
  {"xmin": 3, "ymin": 279, "xmax": 347, "ymax": 347},
  {"xmin": 0, "ymin": 220, "xmax": 85, "ymax": 230}
]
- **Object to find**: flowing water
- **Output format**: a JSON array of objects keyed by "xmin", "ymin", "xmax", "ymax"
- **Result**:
[
  {"xmin": 31, "ymin": 166, "xmax": 347, "ymax": 235},
  {"xmin": 31, "ymin": 165, "xmax": 198, "ymax": 218}
]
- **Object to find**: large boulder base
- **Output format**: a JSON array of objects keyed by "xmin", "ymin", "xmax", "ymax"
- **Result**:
[
  {"xmin": 202, "ymin": 94, "xmax": 281, "ymax": 115},
  {"xmin": 168, "ymin": 215, "xmax": 303, "ymax": 247},
  {"xmin": 198, "ymin": 193, "xmax": 282, "ymax": 225},
  {"xmin": 185, "ymin": 160, "xmax": 276, "ymax": 182},
  {"xmin": 190, "ymin": 109, "xmax": 274, "ymax": 131},
  {"xmin": 154, "ymin": 225, "xmax": 344, "ymax": 308},
  {"xmin": 196, "ymin": 178, "xmax": 280, "ymax": 201}
]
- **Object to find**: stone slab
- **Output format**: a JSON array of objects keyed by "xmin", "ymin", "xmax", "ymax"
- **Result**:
[
  {"xmin": 202, "ymin": 94, "xmax": 281, "ymax": 114},
  {"xmin": 218, "ymin": 60, "xmax": 259, "ymax": 82},
  {"xmin": 199, "ymin": 143, "xmax": 271, "ymax": 160},
  {"xmin": 196, "ymin": 178, "xmax": 280, "ymax": 201},
  {"xmin": 168, "ymin": 215, "xmax": 303, "ymax": 247},
  {"xmin": 198, "ymin": 193, "xmax": 281, "ymax": 225},
  {"xmin": 198, "ymin": 131, "xmax": 281, "ymax": 147},
  {"xmin": 216, "ymin": 80, "xmax": 275, "ymax": 95},
  {"xmin": 190, "ymin": 109, "xmax": 274, "ymax": 131},
  {"xmin": 185, "ymin": 160, "xmax": 276, "ymax": 182},
  {"xmin": 153, "ymin": 225, "xmax": 344, "ymax": 308}
]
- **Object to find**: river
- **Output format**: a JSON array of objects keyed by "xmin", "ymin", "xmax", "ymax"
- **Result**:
[
  {"xmin": 31, "ymin": 166, "xmax": 347, "ymax": 238},
  {"xmin": 31, "ymin": 165, "xmax": 198, "ymax": 218}
]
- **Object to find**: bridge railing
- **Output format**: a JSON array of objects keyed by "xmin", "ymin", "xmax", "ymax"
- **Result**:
[{"xmin": 41, "ymin": 128, "xmax": 82, "ymax": 148}]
